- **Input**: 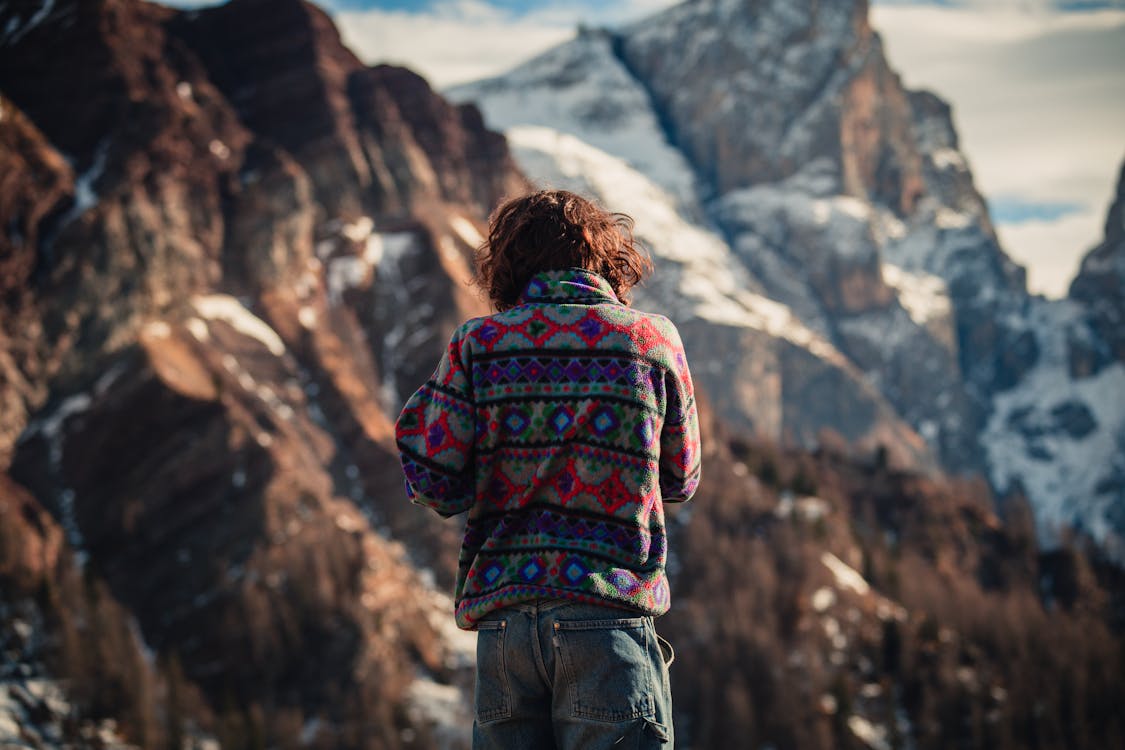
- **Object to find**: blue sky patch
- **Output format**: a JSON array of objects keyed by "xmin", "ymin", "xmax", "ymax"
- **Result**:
[{"xmin": 989, "ymin": 197, "xmax": 1085, "ymax": 225}]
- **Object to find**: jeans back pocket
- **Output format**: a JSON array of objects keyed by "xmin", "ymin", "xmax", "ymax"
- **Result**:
[
  {"xmin": 475, "ymin": 620, "xmax": 512, "ymax": 724},
  {"xmin": 555, "ymin": 617, "xmax": 656, "ymax": 722}
]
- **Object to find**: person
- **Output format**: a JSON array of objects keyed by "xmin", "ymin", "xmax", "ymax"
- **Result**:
[{"xmin": 395, "ymin": 189, "xmax": 701, "ymax": 749}]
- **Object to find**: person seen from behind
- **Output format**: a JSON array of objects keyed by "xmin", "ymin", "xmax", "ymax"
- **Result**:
[{"xmin": 395, "ymin": 189, "xmax": 702, "ymax": 749}]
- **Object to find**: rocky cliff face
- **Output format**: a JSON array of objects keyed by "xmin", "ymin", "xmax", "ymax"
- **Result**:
[
  {"xmin": 0, "ymin": 99, "xmax": 71, "ymax": 467},
  {"xmin": 449, "ymin": 0, "xmax": 1122, "ymax": 557},
  {"xmin": 1071, "ymin": 160, "xmax": 1125, "ymax": 369},
  {"xmin": 619, "ymin": 0, "xmax": 923, "ymax": 209},
  {"xmin": 0, "ymin": 0, "xmax": 522, "ymax": 745}
]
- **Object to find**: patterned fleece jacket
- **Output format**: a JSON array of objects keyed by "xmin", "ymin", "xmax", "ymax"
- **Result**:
[{"xmin": 395, "ymin": 268, "xmax": 702, "ymax": 629}]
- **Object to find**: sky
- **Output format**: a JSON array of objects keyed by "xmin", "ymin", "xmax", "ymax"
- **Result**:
[{"xmin": 164, "ymin": 0, "xmax": 1125, "ymax": 298}]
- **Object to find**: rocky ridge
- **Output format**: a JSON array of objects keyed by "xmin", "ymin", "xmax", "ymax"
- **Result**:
[
  {"xmin": 1070, "ymin": 159, "xmax": 1125, "ymax": 369},
  {"xmin": 1, "ymin": 0, "xmax": 520, "ymax": 745}
]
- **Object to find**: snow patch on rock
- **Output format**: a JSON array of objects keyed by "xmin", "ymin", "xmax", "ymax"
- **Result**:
[
  {"xmin": 341, "ymin": 216, "xmax": 374, "ymax": 243},
  {"xmin": 1, "ymin": 0, "xmax": 56, "ymax": 46},
  {"xmin": 849, "ymin": 714, "xmax": 892, "ymax": 750},
  {"xmin": 821, "ymin": 552, "xmax": 871, "ymax": 596},
  {"xmin": 449, "ymin": 215, "xmax": 484, "ymax": 248},
  {"xmin": 373, "ymin": 232, "xmax": 425, "ymax": 411},
  {"xmin": 192, "ymin": 295, "xmax": 286, "ymax": 356},
  {"xmin": 448, "ymin": 30, "xmax": 701, "ymax": 209},
  {"xmin": 327, "ymin": 256, "xmax": 370, "ymax": 303},
  {"xmin": 882, "ymin": 264, "xmax": 951, "ymax": 327},
  {"xmin": 983, "ymin": 298, "xmax": 1125, "ymax": 560}
]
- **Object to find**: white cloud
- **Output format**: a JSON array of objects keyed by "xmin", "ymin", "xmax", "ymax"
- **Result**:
[
  {"xmin": 336, "ymin": 7, "xmax": 572, "ymax": 87},
  {"xmin": 333, "ymin": 0, "xmax": 676, "ymax": 88},
  {"xmin": 995, "ymin": 208, "xmax": 1105, "ymax": 297},
  {"xmin": 871, "ymin": 5, "xmax": 1125, "ymax": 297}
]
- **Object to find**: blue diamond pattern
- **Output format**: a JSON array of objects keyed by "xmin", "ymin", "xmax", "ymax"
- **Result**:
[
  {"xmin": 591, "ymin": 407, "xmax": 619, "ymax": 437},
  {"xmin": 503, "ymin": 408, "xmax": 530, "ymax": 434},
  {"xmin": 521, "ymin": 559, "xmax": 544, "ymax": 582},
  {"xmin": 563, "ymin": 557, "xmax": 588, "ymax": 585},
  {"xmin": 483, "ymin": 562, "xmax": 504, "ymax": 584},
  {"xmin": 550, "ymin": 407, "xmax": 574, "ymax": 433}
]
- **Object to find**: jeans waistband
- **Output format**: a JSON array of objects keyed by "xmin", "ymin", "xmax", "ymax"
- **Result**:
[
  {"xmin": 506, "ymin": 597, "xmax": 581, "ymax": 614},
  {"xmin": 505, "ymin": 596, "xmax": 652, "ymax": 617}
]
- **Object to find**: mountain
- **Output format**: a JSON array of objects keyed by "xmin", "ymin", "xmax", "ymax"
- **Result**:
[
  {"xmin": 1, "ymin": 0, "xmax": 1123, "ymax": 748},
  {"xmin": 1, "ymin": 0, "xmax": 523, "ymax": 745},
  {"xmin": 448, "ymin": 0, "xmax": 1125, "ymax": 562}
]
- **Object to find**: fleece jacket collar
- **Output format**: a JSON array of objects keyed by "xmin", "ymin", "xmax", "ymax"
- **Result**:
[{"xmin": 519, "ymin": 268, "xmax": 621, "ymax": 306}]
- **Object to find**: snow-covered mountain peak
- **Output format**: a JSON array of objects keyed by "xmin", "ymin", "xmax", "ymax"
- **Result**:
[{"xmin": 450, "ymin": 29, "xmax": 701, "ymax": 210}]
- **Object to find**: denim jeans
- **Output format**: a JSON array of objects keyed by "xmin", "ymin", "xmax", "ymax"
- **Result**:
[{"xmin": 472, "ymin": 598, "xmax": 674, "ymax": 749}]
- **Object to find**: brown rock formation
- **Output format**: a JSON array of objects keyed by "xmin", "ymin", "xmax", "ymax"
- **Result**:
[
  {"xmin": 0, "ymin": 0, "xmax": 522, "ymax": 744},
  {"xmin": 0, "ymin": 99, "xmax": 72, "ymax": 464}
]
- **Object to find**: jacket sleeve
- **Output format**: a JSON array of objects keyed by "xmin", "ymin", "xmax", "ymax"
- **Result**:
[
  {"xmin": 659, "ymin": 329, "xmax": 702, "ymax": 503},
  {"xmin": 395, "ymin": 325, "xmax": 477, "ymax": 517}
]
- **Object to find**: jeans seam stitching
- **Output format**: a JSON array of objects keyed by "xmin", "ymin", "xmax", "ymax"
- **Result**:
[{"xmin": 477, "ymin": 621, "xmax": 512, "ymax": 723}]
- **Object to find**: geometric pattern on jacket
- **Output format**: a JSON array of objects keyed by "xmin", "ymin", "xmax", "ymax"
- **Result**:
[{"xmin": 395, "ymin": 268, "xmax": 702, "ymax": 629}]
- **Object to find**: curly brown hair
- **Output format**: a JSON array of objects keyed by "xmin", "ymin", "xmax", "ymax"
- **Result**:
[{"xmin": 475, "ymin": 190, "xmax": 654, "ymax": 311}]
